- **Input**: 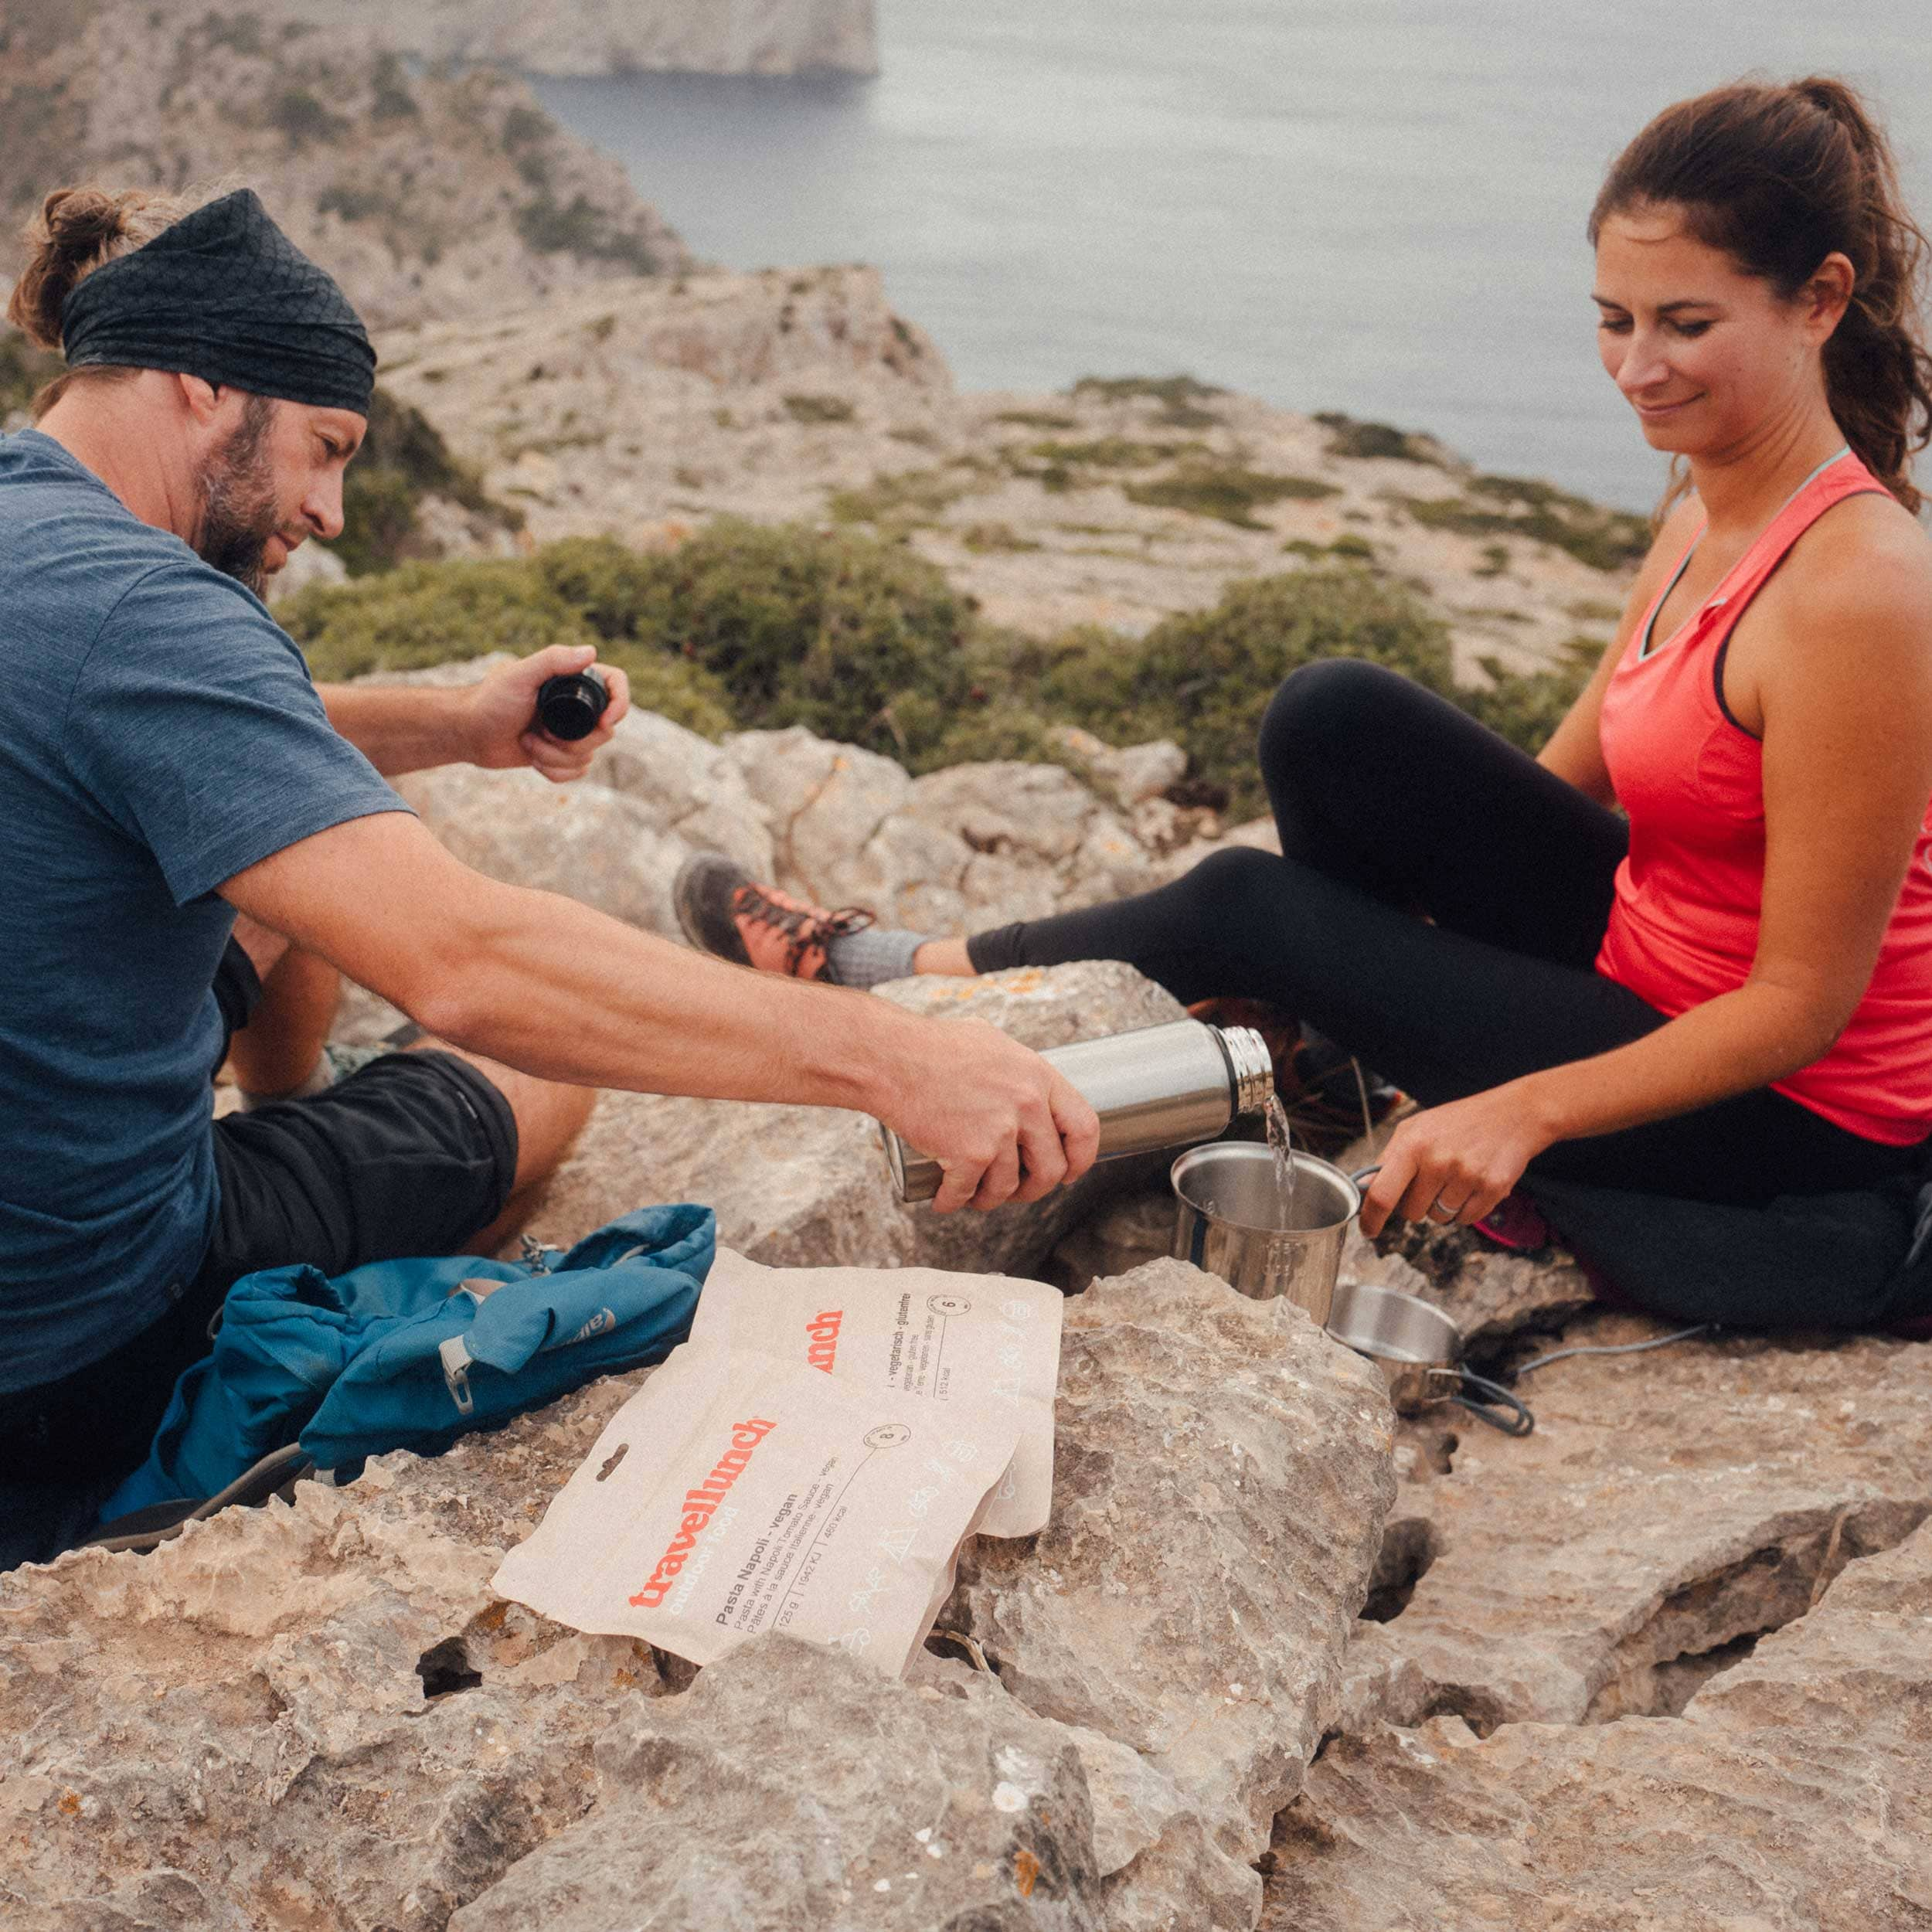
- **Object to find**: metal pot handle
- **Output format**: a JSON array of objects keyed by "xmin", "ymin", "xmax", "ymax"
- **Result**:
[{"xmin": 1448, "ymin": 1369, "xmax": 1535, "ymax": 1437}]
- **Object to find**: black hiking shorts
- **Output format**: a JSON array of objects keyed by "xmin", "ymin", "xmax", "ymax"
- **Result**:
[{"xmin": 0, "ymin": 1044, "xmax": 519, "ymax": 1570}]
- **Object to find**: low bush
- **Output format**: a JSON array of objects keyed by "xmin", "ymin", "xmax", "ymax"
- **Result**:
[
  {"xmin": 1458, "ymin": 638, "xmax": 1602, "ymax": 751},
  {"xmin": 1071, "ymin": 374, "xmax": 1225, "ymax": 427},
  {"xmin": 1032, "ymin": 569, "xmax": 1456, "ymax": 815},
  {"xmin": 1126, "ymin": 462, "xmax": 1338, "ymax": 529},
  {"xmin": 828, "ymin": 464, "xmax": 978, "ymax": 529},
  {"xmin": 333, "ymin": 389, "xmax": 519, "ymax": 577},
  {"xmin": 282, "ymin": 521, "xmax": 1594, "ymax": 813},
  {"xmin": 783, "ymin": 394, "xmax": 856, "ymax": 425},
  {"xmin": 1398, "ymin": 474, "xmax": 1651, "ymax": 572},
  {"xmin": 0, "ymin": 332, "xmax": 60, "ymax": 420},
  {"xmin": 1315, "ymin": 411, "xmax": 1444, "ymax": 465}
]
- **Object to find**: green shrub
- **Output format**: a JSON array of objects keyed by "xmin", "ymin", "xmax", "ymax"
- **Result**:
[
  {"xmin": 635, "ymin": 519, "xmax": 976, "ymax": 756},
  {"xmin": 1398, "ymin": 475, "xmax": 1650, "ymax": 572},
  {"xmin": 514, "ymin": 193, "xmax": 659, "ymax": 272},
  {"xmin": 333, "ymin": 388, "xmax": 517, "ymax": 577},
  {"xmin": 960, "ymin": 522, "xmax": 1040, "ymax": 555},
  {"xmin": 1061, "ymin": 571, "xmax": 1455, "ymax": 814},
  {"xmin": 1025, "ymin": 437, "xmax": 1196, "ymax": 469},
  {"xmin": 0, "ymin": 332, "xmax": 60, "ymax": 419},
  {"xmin": 828, "ymin": 465, "xmax": 975, "ymax": 528},
  {"xmin": 282, "ymin": 521, "xmax": 1597, "ymax": 808},
  {"xmin": 270, "ymin": 87, "xmax": 347, "ymax": 148},
  {"xmin": 1126, "ymin": 463, "xmax": 1339, "ymax": 529},
  {"xmin": 1458, "ymin": 639, "xmax": 1601, "ymax": 752},
  {"xmin": 280, "ymin": 554, "xmax": 734, "ymax": 737},
  {"xmin": 283, "ymin": 560, "xmax": 590, "ymax": 681},
  {"xmin": 1071, "ymin": 375, "xmax": 1225, "ymax": 427},
  {"xmin": 783, "ymin": 393, "xmax": 856, "ymax": 425},
  {"xmin": 1315, "ymin": 412, "xmax": 1444, "ymax": 464}
]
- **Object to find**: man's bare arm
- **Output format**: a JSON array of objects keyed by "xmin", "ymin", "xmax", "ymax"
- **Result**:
[
  {"xmin": 318, "ymin": 644, "xmax": 631, "ymax": 781},
  {"xmin": 220, "ymin": 811, "xmax": 1100, "ymax": 1213}
]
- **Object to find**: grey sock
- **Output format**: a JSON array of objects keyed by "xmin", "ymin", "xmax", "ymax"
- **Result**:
[{"xmin": 824, "ymin": 925, "xmax": 934, "ymax": 989}]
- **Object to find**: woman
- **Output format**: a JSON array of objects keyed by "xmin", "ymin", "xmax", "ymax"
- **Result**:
[{"xmin": 679, "ymin": 77, "xmax": 1932, "ymax": 1245}]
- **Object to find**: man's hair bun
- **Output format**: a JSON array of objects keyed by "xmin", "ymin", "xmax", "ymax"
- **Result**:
[{"xmin": 7, "ymin": 185, "xmax": 194, "ymax": 349}]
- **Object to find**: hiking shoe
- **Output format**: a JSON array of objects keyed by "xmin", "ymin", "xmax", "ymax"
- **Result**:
[{"xmin": 672, "ymin": 852, "xmax": 876, "ymax": 982}]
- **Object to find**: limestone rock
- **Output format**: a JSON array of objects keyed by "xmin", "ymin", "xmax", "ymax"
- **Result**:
[
  {"xmin": 531, "ymin": 961, "xmax": 1187, "ymax": 1280},
  {"xmin": 0, "ymin": 1374, "xmax": 669, "ymax": 1932},
  {"xmin": 592, "ymin": 709, "xmax": 777, "ymax": 879},
  {"xmin": 1048, "ymin": 1185, "xmax": 1179, "ymax": 1294},
  {"xmin": 1046, "ymin": 726, "xmax": 1189, "ymax": 808},
  {"xmin": 723, "ymin": 725, "xmax": 920, "ymax": 910},
  {"xmin": 451, "ymin": 1638, "xmax": 1104, "ymax": 1931},
  {"xmin": 2, "ymin": 1250, "xmax": 1395, "ymax": 1931},
  {"xmin": 0, "ymin": 7, "xmax": 691, "ymax": 332},
  {"xmin": 1267, "ymin": 1519, "xmax": 1932, "ymax": 1930},
  {"xmin": 397, "ymin": 763, "xmax": 692, "ymax": 940},
  {"xmin": 947, "ymin": 1259, "xmax": 1396, "ymax": 1909},
  {"xmin": 1352, "ymin": 1309, "xmax": 1932, "ymax": 1731},
  {"xmin": 284, "ymin": 0, "xmax": 881, "ymax": 77}
]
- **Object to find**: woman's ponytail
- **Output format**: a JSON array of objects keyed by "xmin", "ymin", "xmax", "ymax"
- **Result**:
[{"xmin": 1593, "ymin": 77, "xmax": 1932, "ymax": 515}]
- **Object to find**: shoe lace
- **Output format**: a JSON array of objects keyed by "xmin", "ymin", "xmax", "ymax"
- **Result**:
[{"xmin": 729, "ymin": 883, "xmax": 874, "ymax": 978}]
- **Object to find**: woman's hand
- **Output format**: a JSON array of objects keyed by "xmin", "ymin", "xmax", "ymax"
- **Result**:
[{"xmin": 1359, "ymin": 1085, "xmax": 1553, "ymax": 1239}]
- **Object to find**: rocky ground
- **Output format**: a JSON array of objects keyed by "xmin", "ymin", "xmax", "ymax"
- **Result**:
[
  {"xmin": 12, "ymin": 712, "xmax": 1927, "ymax": 1930},
  {"xmin": 376, "ymin": 270, "xmax": 1642, "ymax": 678},
  {"xmin": 5, "ymin": 16, "xmax": 1924, "ymax": 1924}
]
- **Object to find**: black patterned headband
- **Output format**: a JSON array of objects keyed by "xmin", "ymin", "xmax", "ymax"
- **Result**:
[{"xmin": 60, "ymin": 189, "xmax": 376, "ymax": 416}]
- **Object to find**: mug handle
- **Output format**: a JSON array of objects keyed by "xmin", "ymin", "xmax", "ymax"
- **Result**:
[{"xmin": 1449, "ymin": 1369, "xmax": 1536, "ymax": 1437}]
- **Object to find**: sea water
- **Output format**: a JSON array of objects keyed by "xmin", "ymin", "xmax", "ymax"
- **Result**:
[{"xmin": 532, "ymin": 0, "xmax": 1932, "ymax": 513}]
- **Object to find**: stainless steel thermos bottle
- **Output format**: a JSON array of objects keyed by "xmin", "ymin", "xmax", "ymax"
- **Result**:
[{"xmin": 880, "ymin": 1017, "xmax": 1274, "ymax": 1202}]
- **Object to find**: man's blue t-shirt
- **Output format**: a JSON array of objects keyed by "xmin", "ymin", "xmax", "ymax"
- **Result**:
[{"xmin": 0, "ymin": 430, "xmax": 406, "ymax": 1393}]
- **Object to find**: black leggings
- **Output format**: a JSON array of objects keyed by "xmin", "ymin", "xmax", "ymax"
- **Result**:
[{"xmin": 970, "ymin": 660, "xmax": 1921, "ymax": 1206}]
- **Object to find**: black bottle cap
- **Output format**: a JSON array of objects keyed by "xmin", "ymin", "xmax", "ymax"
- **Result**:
[{"xmin": 535, "ymin": 669, "xmax": 610, "ymax": 742}]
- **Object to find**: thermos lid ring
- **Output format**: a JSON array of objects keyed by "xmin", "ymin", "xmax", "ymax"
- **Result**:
[{"xmin": 1216, "ymin": 1025, "xmax": 1277, "ymax": 1117}]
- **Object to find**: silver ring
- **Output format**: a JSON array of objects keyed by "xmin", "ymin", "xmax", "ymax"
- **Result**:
[{"xmin": 1428, "ymin": 1196, "xmax": 1459, "ymax": 1222}]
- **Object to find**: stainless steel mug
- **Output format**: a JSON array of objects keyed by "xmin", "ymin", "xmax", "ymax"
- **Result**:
[
  {"xmin": 1169, "ymin": 1141, "xmax": 1364, "ymax": 1325},
  {"xmin": 882, "ymin": 1018, "xmax": 1274, "ymax": 1202}
]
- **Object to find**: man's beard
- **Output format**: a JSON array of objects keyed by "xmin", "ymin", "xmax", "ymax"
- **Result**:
[{"xmin": 196, "ymin": 395, "xmax": 281, "ymax": 595}]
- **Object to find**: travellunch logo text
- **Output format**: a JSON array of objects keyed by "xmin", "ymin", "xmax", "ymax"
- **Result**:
[
  {"xmin": 628, "ymin": 1417, "xmax": 777, "ymax": 1607},
  {"xmin": 805, "ymin": 1308, "xmax": 843, "ymax": 1372}
]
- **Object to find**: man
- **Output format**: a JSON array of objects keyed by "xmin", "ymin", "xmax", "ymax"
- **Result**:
[{"xmin": 0, "ymin": 187, "xmax": 1097, "ymax": 1566}]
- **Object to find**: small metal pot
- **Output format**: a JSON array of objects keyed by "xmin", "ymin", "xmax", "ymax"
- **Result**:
[
  {"xmin": 1325, "ymin": 1279, "xmax": 1533, "ymax": 1436},
  {"xmin": 1170, "ymin": 1142, "xmax": 1363, "ymax": 1325}
]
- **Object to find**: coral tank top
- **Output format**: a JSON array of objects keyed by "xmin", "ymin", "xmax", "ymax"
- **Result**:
[{"xmin": 1596, "ymin": 447, "xmax": 1932, "ymax": 1145}]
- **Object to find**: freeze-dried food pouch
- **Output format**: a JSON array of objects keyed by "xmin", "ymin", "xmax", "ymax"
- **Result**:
[
  {"xmin": 687, "ymin": 1248, "xmax": 1062, "ymax": 1537},
  {"xmin": 491, "ymin": 1346, "xmax": 1020, "ymax": 1675}
]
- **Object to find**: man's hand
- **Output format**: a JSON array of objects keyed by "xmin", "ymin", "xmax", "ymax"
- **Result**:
[
  {"xmin": 466, "ymin": 644, "xmax": 631, "ymax": 783},
  {"xmin": 1358, "ymin": 1084, "xmax": 1553, "ymax": 1240},
  {"xmin": 876, "ymin": 1019, "xmax": 1101, "ymax": 1214}
]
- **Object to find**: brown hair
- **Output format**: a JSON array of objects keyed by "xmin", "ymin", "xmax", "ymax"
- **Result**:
[
  {"xmin": 1590, "ymin": 77, "xmax": 1932, "ymax": 515},
  {"xmin": 5, "ymin": 185, "xmax": 198, "ymax": 417}
]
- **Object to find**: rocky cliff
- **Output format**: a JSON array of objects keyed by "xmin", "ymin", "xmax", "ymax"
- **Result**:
[
  {"xmin": 291, "ymin": 0, "xmax": 880, "ymax": 78},
  {"xmin": 0, "ymin": 2, "xmax": 691, "ymax": 330}
]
